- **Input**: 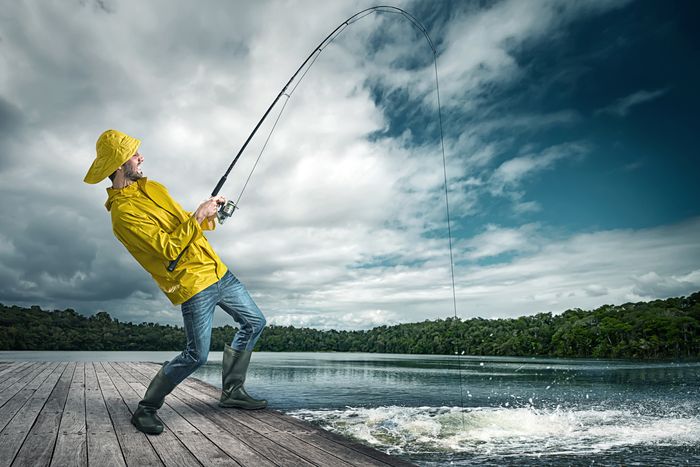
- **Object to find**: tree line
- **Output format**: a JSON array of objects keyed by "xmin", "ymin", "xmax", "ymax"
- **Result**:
[{"xmin": 1, "ymin": 292, "xmax": 698, "ymax": 359}]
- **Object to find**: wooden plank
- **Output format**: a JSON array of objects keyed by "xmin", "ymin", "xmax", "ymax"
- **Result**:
[
  {"xmin": 0, "ymin": 361, "xmax": 34, "ymax": 379},
  {"xmin": 25, "ymin": 363, "xmax": 60, "ymax": 393},
  {"xmin": 0, "ymin": 363, "xmax": 57, "ymax": 434},
  {"xmin": 0, "ymin": 362, "xmax": 33, "ymax": 388},
  {"xmin": 0, "ymin": 362, "xmax": 67, "ymax": 467},
  {"xmin": 0, "ymin": 362, "xmax": 46, "ymax": 389},
  {"xmin": 137, "ymin": 364, "xmax": 388, "ymax": 467},
  {"xmin": 170, "ymin": 365, "xmax": 415, "ymax": 467},
  {"xmin": 84, "ymin": 362, "xmax": 126, "ymax": 466},
  {"xmin": 237, "ymin": 407, "xmax": 414, "ymax": 467},
  {"xmin": 29, "ymin": 362, "xmax": 76, "ymax": 431},
  {"xmin": 12, "ymin": 362, "xmax": 76, "ymax": 466},
  {"xmin": 50, "ymin": 435, "xmax": 87, "ymax": 467},
  {"xmin": 92, "ymin": 362, "xmax": 164, "ymax": 467},
  {"xmin": 0, "ymin": 362, "xmax": 29, "ymax": 378},
  {"xmin": 55, "ymin": 361, "xmax": 85, "ymax": 434},
  {"xmin": 97, "ymin": 363, "xmax": 203, "ymax": 467},
  {"xmin": 0, "ymin": 362, "xmax": 60, "ymax": 429},
  {"xmin": 111, "ymin": 362, "xmax": 283, "ymax": 467},
  {"xmin": 245, "ymin": 410, "xmax": 417, "ymax": 467},
  {"xmin": 0, "ymin": 362, "xmax": 53, "ymax": 408},
  {"xmin": 103, "ymin": 362, "xmax": 240, "ymax": 467},
  {"xmin": 273, "ymin": 415, "xmax": 416, "ymax": 467},
  {"xmin": 129, "ymin": 364, "xmax": 280, "ymax": 439},
  {"xmin": 248, "ymin": 411, "xmax": 404, "ymax": 467},
  {"xmin": 114, "ymin": 362, "xmax": 308, "ymax": 467},
  {"xmin": 117, "ymin": 362, "xmax": 141, "ymax": 384},
  {"xmin": 127, "ymin": 362, "xmax": 371, "ymax": 467},
  {"xmin": 0, "ymin": 361, "xmax": 416, "ymax": 467},
  {"xmin": 174, "ymin": 392, "xmax": 354, "ymax": 467},
  {"xmin": 0, "ymin": 362, "xmax": 40, "ymax": 407},
  {"xmin": 135, "ymin": 362, "xmax": 415, "ymax": 467},
  {"xmin": 51, "ymin": 362, "xmax": 87, "ymax": 467}
]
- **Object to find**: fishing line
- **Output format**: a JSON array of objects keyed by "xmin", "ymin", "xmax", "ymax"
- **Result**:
[
  {"xmin": 432, "ymin": 33, "xmax": 466, "ymax": 432},
  {"xmin": 234, "ymin": 22, "xmax": 345, "ymax": 208},
  {"xmin": 173, "ymin": 5, "xmax": 467, "ymax": 427},
  {"xmin": 229, "ymin": 5, "xmax": 466, "ymax": 429}
]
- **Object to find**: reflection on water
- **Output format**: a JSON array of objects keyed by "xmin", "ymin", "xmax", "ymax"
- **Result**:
[{"xmin": 3, "ymin": 351, "xmax": 699, "ymax": 465}]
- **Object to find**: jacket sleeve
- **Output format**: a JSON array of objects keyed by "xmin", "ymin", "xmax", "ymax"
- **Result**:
[
  {"xmin": 186, "ymin": 210, "xmax": 217, "ymax": 231},
  {"xmin": 113, "ymin": 209, "xmax": 203, "ymax": 262},
  {"xmin": 201, "ymin": 216, "xmax": 216, "ymax": 231}
]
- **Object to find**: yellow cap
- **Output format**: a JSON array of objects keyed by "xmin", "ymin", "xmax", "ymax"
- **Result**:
[{"xmin": 84, "ymin": 129, "xmax": 141, "ymax": 184}]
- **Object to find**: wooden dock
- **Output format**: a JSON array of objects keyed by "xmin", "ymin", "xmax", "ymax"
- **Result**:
[{"xmin": 0, "ymin": 361, "xmax": 415, "ymax": 467}]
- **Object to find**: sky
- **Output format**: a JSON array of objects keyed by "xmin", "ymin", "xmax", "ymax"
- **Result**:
[{"xmin": 0, "ymin": 0, "xmax": 698, "ymax": 330}]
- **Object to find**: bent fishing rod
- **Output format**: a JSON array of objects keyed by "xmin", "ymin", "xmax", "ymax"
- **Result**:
[
  {"xmin": 167, "ymin": 5, "xmax": 433, "ymax": 272},
  {"xmin": 166, "ymin": 3, "xmax": 465, "ymax": 426}
]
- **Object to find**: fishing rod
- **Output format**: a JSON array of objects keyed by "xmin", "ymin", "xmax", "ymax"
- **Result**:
[
  {"xmin": 166, "ymin": 1, "xmax": 466, "ymax": 428},
  {"xmin": 167, "ymin": 5, "xmax": 433, "ymax": 272}
]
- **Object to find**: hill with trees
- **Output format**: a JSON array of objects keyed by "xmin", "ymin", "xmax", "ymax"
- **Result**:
[{"xmin": 1, "ymin": 292, "xmax": 698, "ymax": 359}]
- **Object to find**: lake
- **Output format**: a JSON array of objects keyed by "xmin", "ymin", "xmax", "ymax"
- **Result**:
[{"xmin": 2, "ymin": 351, "xmax": 699, "ymax": 466}]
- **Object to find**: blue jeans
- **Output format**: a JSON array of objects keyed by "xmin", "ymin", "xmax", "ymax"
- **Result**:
[{"xmin": 163, "ymin": 270, "xmax": 266, "ymax": 386}]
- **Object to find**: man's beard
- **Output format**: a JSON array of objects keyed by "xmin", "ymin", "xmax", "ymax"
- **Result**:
[{"xmin": 123, "ymin": 164, "xmax": 143, "ymax": 181}]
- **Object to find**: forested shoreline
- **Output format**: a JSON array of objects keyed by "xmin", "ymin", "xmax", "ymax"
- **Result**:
[{"xmin": 1, "ymin": 292, "xmax": 698, "ymax": 359}]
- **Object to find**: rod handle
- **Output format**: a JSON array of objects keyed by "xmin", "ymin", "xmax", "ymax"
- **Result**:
[{"xmin": 211, "ymin": 176, "xmax": 227, "ymax": 197}]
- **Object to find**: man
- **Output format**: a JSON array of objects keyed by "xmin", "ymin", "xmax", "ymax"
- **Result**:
[{"xmin": 84, "ymin": 129, "xmax": 267, "ymax": 435}]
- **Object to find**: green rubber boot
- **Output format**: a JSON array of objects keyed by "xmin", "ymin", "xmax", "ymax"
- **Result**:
[
  {"xmin": 219, "ymin": 344, "xmax": 267, "ymax": 409},
  {"xmin": 131, "ymin": 361, "xmax": 177, "ymax": 434}
]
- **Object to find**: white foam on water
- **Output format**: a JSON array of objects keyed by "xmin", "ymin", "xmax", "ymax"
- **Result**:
[{"xmin": 288, "ymin": 405, "xmax": 700, "ymax": 457}]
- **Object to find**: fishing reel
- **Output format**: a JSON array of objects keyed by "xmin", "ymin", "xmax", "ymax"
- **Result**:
[{"xmin": 216, "ymin": 200, "xmax": 238, "ymax": 224}]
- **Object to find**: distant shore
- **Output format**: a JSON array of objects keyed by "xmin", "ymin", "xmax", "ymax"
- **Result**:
[{"xmin": 2, "ymin": 291, "xmax": 698, "ymax": 359}]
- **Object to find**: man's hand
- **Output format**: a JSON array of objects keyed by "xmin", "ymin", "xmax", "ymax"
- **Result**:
[{"xmin": 194, "ymin": 195, "xmax": 227, "ymax": 223}]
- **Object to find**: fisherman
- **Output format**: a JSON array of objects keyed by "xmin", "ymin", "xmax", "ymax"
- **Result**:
[{"xmin": 84, "ymin": 129, "xmax": 267, "ymax": 435}]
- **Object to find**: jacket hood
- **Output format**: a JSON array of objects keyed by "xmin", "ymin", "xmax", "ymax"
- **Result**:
[{"xmin": 85, "ymin": 129, "xmax": 141, "ymax": 184}]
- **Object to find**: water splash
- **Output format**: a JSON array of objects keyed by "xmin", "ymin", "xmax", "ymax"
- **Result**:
[{"xmin": 288, "ymin": 405, "xmax": 700, "ymax": 458}]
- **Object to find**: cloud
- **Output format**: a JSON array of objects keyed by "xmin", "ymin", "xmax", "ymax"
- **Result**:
[
  {"xmin": 452, "ymin": 218, "xmax": 700, "ymax": 319},
  {"xmin": 436, "ymin": 0, "xmax": 632, "ymax": 108},
  {"xmin": 462, "ymin": 224, "xmax": 540, "ymax": 260},
  {"xmin": 632, "ymin": 270, "xmax": 700, "ymax": 299},
  {"xmin": 596, "ymin": 88, "xmax": 669, "ymax": 117},
  {"xmin": 0, "ymin": 0, "xmax": 693, "ymax": 332},
  {"xmin": 270, "ymin": 309, "xmax": 400, "ymax": 330},
  {"xmin": 489, "ymin": 142, "xmax": 588, "ymax": 195},
  {"xmin": 218, "ymin": 216, "xmax": 700, "ymax": 329},
  {"xmin": 0, "ymin": 97, "xmax": 24, "ymax": 171}
]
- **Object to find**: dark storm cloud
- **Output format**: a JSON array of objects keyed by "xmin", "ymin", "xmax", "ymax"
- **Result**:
[
  {"xmin": 0, "ymin": 96, "xmax": 22, "ymax": 132},
  {"xmin": 9, "ymin": 216, "xmax": 96, "ymax": 280},
  {"xmin": 0, "ymin": 204, "xmax": 159, "ymax": 304},
  {"xmin": 0, "ymin": 96, "xmax": 24, "ymax": 170},
  {"xmin": 0, "ymin": 0, "xmax": 259, "ymax": 316}
]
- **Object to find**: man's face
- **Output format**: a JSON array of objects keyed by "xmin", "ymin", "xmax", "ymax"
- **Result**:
[{"xmin": 122, "ymin": 152, "xmax": 144, "ymax": 181}]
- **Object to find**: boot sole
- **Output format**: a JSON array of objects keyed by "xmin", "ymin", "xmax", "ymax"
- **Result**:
[{"xmin": 131, "ymin": 417, "xmax": 164, "ymax": 434}]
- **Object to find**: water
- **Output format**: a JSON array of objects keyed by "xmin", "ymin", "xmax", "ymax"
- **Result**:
[{"xmin": 3, "ymin": 351, "xmax": 699, "ymax": 466}]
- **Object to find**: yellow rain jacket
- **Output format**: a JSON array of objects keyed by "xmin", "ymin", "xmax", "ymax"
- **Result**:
[{"xmin": 105, "ymin": 178, "xmax": 227, "ymax": 305}]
